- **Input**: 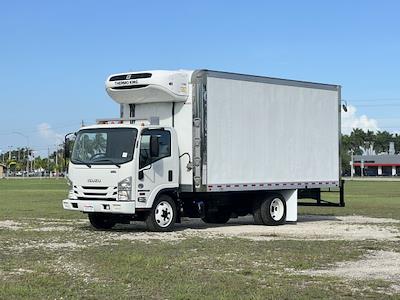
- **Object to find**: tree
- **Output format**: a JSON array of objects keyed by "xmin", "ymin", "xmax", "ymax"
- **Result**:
[
  {"xmin": 394, "ymin": 134, "xmax": 400, "ymax": 154},
  {"xmin": 374, "ymin": 131, "xmax": 393, "ymax": 154},
  {"xmin": 349, "ymin": 128, "xmax": 366, "ymax": 155},
  {"xmin": 341, "ymin": 134, "xmax": 351, "ymax": 174}
]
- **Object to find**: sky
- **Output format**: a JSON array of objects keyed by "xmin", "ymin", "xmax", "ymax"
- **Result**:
[{"xmin": 1, "ymin": 0, "xmax": 400, "ymax": 157}]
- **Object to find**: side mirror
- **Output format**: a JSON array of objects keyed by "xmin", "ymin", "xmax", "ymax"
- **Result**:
[
  {"xmin": 64, "ymin": 132, "xmax": 76, "ymax": 172},
  {"xmin": 149, "ymin": 136, "xmax": 159, "ymax": 157},
  {"xmin": 64, "ymin": 140, "xmax": 71, "ymax": 159}
]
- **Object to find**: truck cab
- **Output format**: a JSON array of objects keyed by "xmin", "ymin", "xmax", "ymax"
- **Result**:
[{"xmin": 63, "ymin": 122, "xmax": 180, "ymax": 231}]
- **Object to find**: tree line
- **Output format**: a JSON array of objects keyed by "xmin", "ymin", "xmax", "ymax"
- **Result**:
[{"xmin": 1, "ymin": 147, "xmax": 65, "ymax": 175}]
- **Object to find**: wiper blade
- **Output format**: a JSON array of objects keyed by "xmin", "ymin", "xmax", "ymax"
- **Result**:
[
  {"xmin": 72, "ymin": 159, "xmax": 91, "ymax": 168},
  {"xmin": 93, "ymin": 158, "xmax": 121, "ymax": 168}
]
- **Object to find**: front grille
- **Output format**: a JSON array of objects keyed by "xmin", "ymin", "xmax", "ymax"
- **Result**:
[
  {"xmin": 74, "ymin": 185, "xmax": 117, "ymax": 200},
  {"xmin": 82, "ymin": 186, "xmax": 108, "ymax": 190},
  {"xmin": 109, "ymin": 73, "xmax": 152, "ymax": 81},
  {"xmin": 112, "ymin": 84, "xmax": 148, "ymax": 90},
  {"xmin": 83, "ymin": 192, "xmax": 107, "ymax": 196},
  {"xmin": 77, "ymin": 197, "xmax": 116, "ymax": 201}
]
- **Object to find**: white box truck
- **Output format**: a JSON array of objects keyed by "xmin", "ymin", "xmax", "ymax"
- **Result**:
[{"xmin": 62, "ymin": 70, "xmax": 344, "ymax": 231}]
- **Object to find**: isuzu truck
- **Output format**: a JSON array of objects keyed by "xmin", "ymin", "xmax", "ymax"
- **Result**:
[{"xmin": 62, "ymin": 69, "xmax": 343, "ymax": 231}]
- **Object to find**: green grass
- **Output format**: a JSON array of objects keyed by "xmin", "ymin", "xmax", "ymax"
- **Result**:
[
  {"xmin": 299, "ymin": 180, "xmax": 400, "ymax": 219},
  {"xmin": 0, "ymin": 178, "xmax": 400, "ymax": 299},
  {"xmin": 0, "ymin": 237, "xmax": 393, "ymax": 300},
  {"xmin": 0, "ymin": 178, "xmax": 78, "ymax": 220}
]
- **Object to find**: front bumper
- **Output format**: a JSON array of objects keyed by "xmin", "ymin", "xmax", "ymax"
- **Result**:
[{"xmin": 62, "ymin": 199, "xmax": 135, "ymax": 214}]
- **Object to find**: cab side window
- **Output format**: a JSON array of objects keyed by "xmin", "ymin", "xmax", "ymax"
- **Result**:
[{"xmin": 139, "ymin": 129, "xmax": 171, "ymax": 169}]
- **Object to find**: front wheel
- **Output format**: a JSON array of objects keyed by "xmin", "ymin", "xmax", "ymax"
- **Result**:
[
  {"xmin": 146, "ymin": 195, "xmax": 177, "ymax": 232},
  {"xmin": 88, "ymin": 213, "xmax": 116, "ymax": 230}
]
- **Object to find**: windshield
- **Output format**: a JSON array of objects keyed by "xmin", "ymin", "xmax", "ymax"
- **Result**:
[{"xmin": 71, "ymin": 128, "xmax": 138, "ymax": 165}]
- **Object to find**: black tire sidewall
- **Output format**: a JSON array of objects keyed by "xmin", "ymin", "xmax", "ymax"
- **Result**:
[
  {"xmin": 201, "ymin": 209, "xmax": 230, "ymax": 224},
  {"xmin": 146, "ymin": 194, "xmax": 177, "ymax": 232},
  {"xmin": 88, "ymin": 213, "xmax": 116, "ymax": 230},
  {"xmin": 261, "ymin": 195, "xmax": 286, "ymax": 225},
  {"xmin": 252, "ymin": 200, "xmax": 264, "ymax": 225}
]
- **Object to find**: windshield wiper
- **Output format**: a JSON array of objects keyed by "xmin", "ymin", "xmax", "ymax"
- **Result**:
[
  {"xmin": 72, "ymin": 158, "xmax": 92, "ymax": 168},
  {"xmin": 93, "ymin": 158, "xmax": 121, "ymax": 168}
]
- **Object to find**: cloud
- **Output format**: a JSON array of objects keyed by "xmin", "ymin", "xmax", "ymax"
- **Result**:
[
  {"xmin": 37, "ymin": 123, "xmax": 63, "ymax": 144},
  {"xmin": 341, "ymin": 105, "xmax": 379, "ymax": 134}
]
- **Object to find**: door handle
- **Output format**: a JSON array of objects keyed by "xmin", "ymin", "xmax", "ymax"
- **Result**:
[{"xmin": 168, "ymin": 170, "xmax": 173, "ymax": 182}]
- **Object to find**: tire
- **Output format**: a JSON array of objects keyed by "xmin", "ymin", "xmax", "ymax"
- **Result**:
[
  {"xmin": 88, "ymin": 213, "xmax": 116, "ymax": 230},
  {"xmin": 252, "ymin": 200, "xmax": 264, "ymax": 225},
  {"xmin": 260, "ymin": 194, "xmax": 286, "ymax": 225},
  {"xmin": 201, "ymin": 208, "xmax": 231, "ymax": 224},
  {"xmin": 146, "ymin": 194, "xmax": 177, "ymax": 232}
]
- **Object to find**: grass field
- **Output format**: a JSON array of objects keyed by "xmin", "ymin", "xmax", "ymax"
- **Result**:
[
  {"xmin": 299, "ymin": 180, "xmax": 400, "ymax": 220},
  {"xmin": 0, "ymin": 179, "xmax": 399, "ymax": 299}
]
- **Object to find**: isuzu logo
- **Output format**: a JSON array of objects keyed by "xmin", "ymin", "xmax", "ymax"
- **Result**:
[{"xmin": 87, "ymin": 179, "xmax": 101, "ymax": 183}]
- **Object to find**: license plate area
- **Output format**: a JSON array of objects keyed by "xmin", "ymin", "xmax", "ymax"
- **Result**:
[{"xmin": 83, "ymin": 205, "xmax": 94, "ymax": 212}]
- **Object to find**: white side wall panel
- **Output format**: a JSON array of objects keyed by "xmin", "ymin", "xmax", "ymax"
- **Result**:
[
  {"xmin": 174, "ymin": 101, "xmax": 194, "ymax": 186},
  {"xmin": 206, "ymin": 77, "xmax": 339, "ymax": 185},
  {"xmin": 134, "ymin": 103, "xmax": 173, "ymax": 126}
]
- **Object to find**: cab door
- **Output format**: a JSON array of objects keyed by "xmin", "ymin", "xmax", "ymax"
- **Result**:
[{"xmin": 136, "ymin": 128, "xmax": 179, "ymax": 208}]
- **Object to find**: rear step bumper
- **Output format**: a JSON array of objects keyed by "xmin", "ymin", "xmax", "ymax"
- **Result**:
[{"xmin": 62, "ymin": 199, "xmax": 135, "ymax": 214}]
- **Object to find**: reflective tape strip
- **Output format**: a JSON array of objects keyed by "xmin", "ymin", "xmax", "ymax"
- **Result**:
[{"xmin": 206, "ymin": 181, "xmax": 339, "ymax": 192}]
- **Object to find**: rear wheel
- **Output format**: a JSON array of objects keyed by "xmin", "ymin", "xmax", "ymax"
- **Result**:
[
  {"xmin": 88, "ymin": 213, "xmax": 116, "ymax": 230},
  {"xmin": 201, "ymin": 208, "xmax": 231, "ymax": 224},
  {"xmin": 146, "ymin": 194, "xmax": 177, "ymax": 232},
  {"xmin": 252, "ymin": 200, "xmax": 264, "ymax": 225},
  {"xmin": 261, "ymin": 195, "xmax": 286, "ymax": 225}
]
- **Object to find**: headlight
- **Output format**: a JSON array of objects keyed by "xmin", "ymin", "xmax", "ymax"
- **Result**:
[
  {"xmin": 66, "ymin": 176, "xmax": 77, "ymax": 200},
  {"xmin": 118, "ymin": 177, "xmax": 132, "ymax": 201}
]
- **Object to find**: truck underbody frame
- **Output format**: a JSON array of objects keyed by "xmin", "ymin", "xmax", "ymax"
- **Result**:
[{"xmin": 298, "ymin": 180, "xmax": 345, "ymax": 207}]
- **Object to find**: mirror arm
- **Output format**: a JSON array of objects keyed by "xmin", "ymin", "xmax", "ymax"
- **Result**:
[
  {"xmin": 138, "ymin": 164, "xmax": 152, "ymax": 180},
  {"xmin": 139, "ymin": 164, "xmax": 152, "ymax": 172}
]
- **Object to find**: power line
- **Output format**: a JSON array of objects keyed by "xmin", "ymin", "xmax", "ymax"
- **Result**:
[
  {"xmin": 346, "ymin": 98, "xmax": 400, "ymax": 102},
  {"xmin": 0, "ymin": 120, "xmax": 95, "ymax": 136},
  {"xmin": 0, "ymin": 122, "xmax": 75, "ymax": 135},
  {"xmin": 351, "ymin": 104, "xmax": 400, "ymax": 107},
  {"xmin": 342, "ymin": 126, "xmax": 400, "ymax": 130}
]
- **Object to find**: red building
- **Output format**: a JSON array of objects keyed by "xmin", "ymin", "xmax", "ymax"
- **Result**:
[{"xmin": 353, "ymin": 155, "xmax": 400, "ymax": 176}]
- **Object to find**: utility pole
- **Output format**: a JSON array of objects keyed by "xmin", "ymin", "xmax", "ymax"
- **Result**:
[
  {"xmin": 31, "ymin": 150, "xmax": 34, "ymax": 174},
  {"xmin": 361, "ymin": 159, "xmax": 364, "ymax": 177},
  {"xmin": 48, "ymin": 147, "xmax": 50, "ymax": 177},
  {"xmin": 55, "ymin": 146, "xmax": 58, "ymax": 177},
  {"xmin": 350, "ymin": 149, "xmax": 354, "ymax": 178}
]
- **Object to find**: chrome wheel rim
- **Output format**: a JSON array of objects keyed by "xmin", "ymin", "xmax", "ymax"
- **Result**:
[{"xmin": 155, "ymin": 201, "xmax": 173, "ymax": 228}]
